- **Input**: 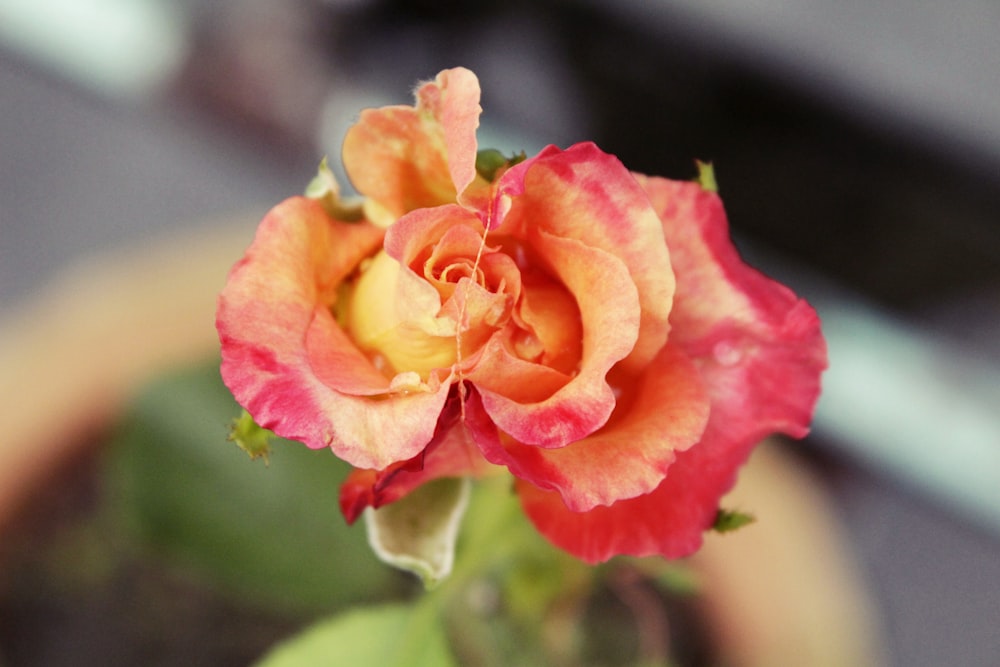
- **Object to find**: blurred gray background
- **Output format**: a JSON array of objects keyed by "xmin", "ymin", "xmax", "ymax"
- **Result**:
[{"xmin": 1, "ymin": 0, "xmax": 999, "ymax": 664}]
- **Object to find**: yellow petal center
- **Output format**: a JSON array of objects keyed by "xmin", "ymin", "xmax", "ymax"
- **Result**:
[{"xmin": 346, "ymin": 250, "xmax": 458, "ymax": 378}]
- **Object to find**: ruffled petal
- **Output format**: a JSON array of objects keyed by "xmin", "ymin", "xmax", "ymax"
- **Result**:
[
  {"xmin": 518, "ymin": 397, "xmax": 805, "ymax": 565},
  {"xmin": 343, "ymin": 67, "xmax": 482, "ymax": 220},
  {"xmin": 515, "ymin": 454, "xmax": 708, "ymax": 564},
  {"xmin": 340, "ymin": 389, "xmax": 501, "ymax": 523},
  {"xmin": 509, "ymin": 279, "xmax": 581, "ymax": 376},
  {"xmin": 468, "ymin": 232, "xmax": 639, "ymax": 447},
  {"xmin": 479, "ymin": 343, "xmax": 708, "ymax": 511},
  {"xmin": 418, "ymin": 67, "xmax": 482, "ymax": 200},
  {"xmin": 349, "ymin": 204, "xmax": 517, "ymax": 377},
  {"xmin": 218, "ymin": 197, "xmax": 453, "ymax": 470},
  {"xmin": 346, "ymin": 249, "xmax": 459, "ymax": 377},
  {"xmin": 519, "ymin": 177, "xmax": 827, "ymax": 564},
  {"xmin": 494, "ymin": 143, "xmax": 675, "ymax": 372},
  {"xmin": 635, "ymin": 175, "xmax": 827, "ymax": 439}
]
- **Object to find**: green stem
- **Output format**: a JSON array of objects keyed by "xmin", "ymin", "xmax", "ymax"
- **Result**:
[
  {"xmin": 384, "ymin": 594, "xmax": 446, "ymax": 664},
  {"xmin": 440, "ymin": 477, "xmax": 530, "ymax": 595}
]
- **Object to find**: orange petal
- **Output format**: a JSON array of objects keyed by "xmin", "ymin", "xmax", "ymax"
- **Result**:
[
  {"xmin": 517, "ymin": 383, "xmax": 805, "ymax": 564},
  {"xmin": 495, "ymin": 143, "xmax": 675, "ymax": 373},
  {"xmin": 511, "ymin": 278, "xmax": 582, "ymax": 376},
  {"xmin": 348, "ymin": 204, "xmax": 516, "ymax": 377},
  {"xmin": 517, "ymin": 174, "xmax": 826, "ymax": 564},
  {"xmin": 343, "ymin": 67, "xmax": 482, "ymax": 220},
  {"xmin": 469, "ymin": 231, "xmax": 639, "ymax": 447},
  {"xmin": 218, "ymin": 197, "xmax": 453, "ymax": 470},
  {"xmin": 480, "ymin": 344, "xmax": 709, "ymax": 511},
  {"xmin": 418, "ymin": 67, "xmax": 482, "ymax": 199}
]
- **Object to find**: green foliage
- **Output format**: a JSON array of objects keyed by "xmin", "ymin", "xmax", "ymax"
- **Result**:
[
  {"xmin": 96, "ymin": 361, "xmax": 711, "ymax": 665},
  {"xmin": 255, "ymin": 603, "xmax": 457, "ymax": 667},
  {"xmin": 649, "ymin": 563, "xmax": 702, "ymax": 596},
  {"xmin": 304, "ymin": 155, "xmax": 337, "ymax": 199},
  {"xmin": 103, "ymin": 361, "xmax": 401, "ymax": 614}
]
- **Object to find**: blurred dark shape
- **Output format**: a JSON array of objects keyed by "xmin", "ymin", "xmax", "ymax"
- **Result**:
[
  {"xmin": 170, "ymin": 1, "xmax": 337, "ymax": 155},
  {"xmin": 171, "ymin": 0, "xmax": 1000, "ymax": 313}
]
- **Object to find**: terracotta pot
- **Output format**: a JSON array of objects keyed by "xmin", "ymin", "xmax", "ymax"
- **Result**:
[{"xmin": 0, "ymin": 224, "xmax": 251, "ymax": 530}]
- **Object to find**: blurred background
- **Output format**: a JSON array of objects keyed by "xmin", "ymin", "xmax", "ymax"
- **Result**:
[{"xmin": 1, "ymin": 0, "xmax": 999, "ymax": 665}]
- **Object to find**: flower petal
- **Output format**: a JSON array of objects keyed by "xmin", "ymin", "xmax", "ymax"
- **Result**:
[
  {"xmin": 469, "ymin": 231, "xmax": 639, "ymax": 446},
  {"xmin": 494, "ymin": 143, "xmax": 675, "ymax": 372},
  {"xmin": 513, "ymin": 175, "xmax": 829, "ymax": 563},
  {"xmin": 343, "ymin": 67, "xmax": 482, "ymax": 220},
  {"xmin": 479, "ymin": 343, "xmax": 709, "ymax": 512},
  {"xmin": 218, "ymin": 197, "xmax": 452, "ymax": 470},
  {"xmin": 340, "ymin": 389, "xmax": 501, "ymax": 523},
  {"xmin": 518, "ymin": 398, "xmax": 807, "ymax": 564},
  {"xmin": 346, "ymin": 249, "xmax": 458, "ymax": 377},
  {"xmin": 348, "ymin": 204, "xmax": 517, "ymax": 377},
  {"xmin": 515, "ymin": 459, "xmax": 707, "ymax": 564},
  {"xmin": 518, "ymin": 389, "xmax": 764, "ymax": 564},
  {"xmin": 420, "ymin": 67, "xmax": 482, "ymax": 200},
  {"xmin": 520, "ymin": 177, "xmax": 827, "ymax": 564},
  {"xmin": 510, "ymin": 279, "xmax": 581, "ymax": 376},
  {"xmin": 635, "ymin": 175, "xmax": 828, "ymax": 439}
]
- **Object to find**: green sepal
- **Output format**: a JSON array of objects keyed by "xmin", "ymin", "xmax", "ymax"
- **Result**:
[
  {"xmin": 305, "ymin": 157, "xmax": 365, "ymax": 221},
  {"xmin": 475, "ymin": 148, "xmax": 527, "ymax": 183},
  {"xmin": 712, "ymin": 507, "xmax": 756, "ymax": 533},
  {"xmin": 228, "ymin": 409, "xmax": 273, "ymax": 464},
  {"xmin": 695, "ymin": 159, "xmax": 718, "ymax": 192},
  {"xmin": 365, "ymin": 477, "xmax": 470, "ymax": 589}
]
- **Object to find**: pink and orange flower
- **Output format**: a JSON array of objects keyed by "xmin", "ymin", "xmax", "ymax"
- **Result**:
[{"xmin": 216, "ymin": 67, "xmax": 827, "ymax": 563}]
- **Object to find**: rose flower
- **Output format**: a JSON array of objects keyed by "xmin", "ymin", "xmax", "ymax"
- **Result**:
[{"xmin": 217, "ymin": 68, "xmax": 827, "ymax": 564}]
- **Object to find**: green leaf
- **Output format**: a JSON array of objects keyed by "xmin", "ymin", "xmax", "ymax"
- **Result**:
[
  {"xmin": 712, "ymin": 507, "xmax": 756, "ymax": 534},
  {"xmin": 104, "ymin": 360, "xmax": 401, "ymax": 613},
  {"xmin": 365, "ymin": 478, "xmax": 470, "ymax": 589},
  {"xmin": 254, "ymin": 603, "xmax": 457, "ymax": 667}
]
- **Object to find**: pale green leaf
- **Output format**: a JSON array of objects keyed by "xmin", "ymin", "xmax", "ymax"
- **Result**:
[
  {"xmin": 365, "ymin": 477, "xmax": 470, "ymax": 588},
  {"xmin": 305, "ymin": 156, "xmax": 365, "ymax": 221}
]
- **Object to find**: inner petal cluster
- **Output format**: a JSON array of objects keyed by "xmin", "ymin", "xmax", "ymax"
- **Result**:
[{"xmin": 344, "ymin": 206, "xmax": 587, "ymax": 392}]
